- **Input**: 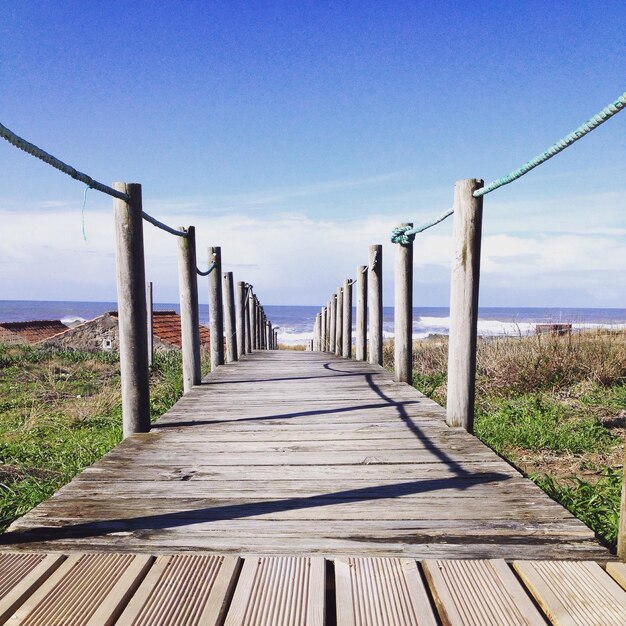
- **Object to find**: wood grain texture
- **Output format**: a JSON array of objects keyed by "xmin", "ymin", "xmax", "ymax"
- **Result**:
[
  {"xmin": 0, "ymin": 553, "xmax": 65, "ymax": 623},
  {"xmin": 335, "ymin": 557, "xmax": 436, "ymax": 626},
  {"xmin": 6, "ymin": 552, "xmax": 153, "ymax": 625},
  {"xmin": 116, "ymin": 554, "xmax": 240, "ymax": 625},
  {"xmin": 422, "ymin": 559, "xmax": 545, "ymax": 626},
  {"xmin": 607, "ymin": 562, "xmax": 626, "ymax": 591},
  {"xmin": 223, "ymin": 556, "xmax": 325, "ymax": 626},
  {"xmin": 514, "ymin": 560, "xmax": 626, "ymax": 626},
  {"xmin": 1, "ymin": 351, "xmax": 609, "ymax": 560}
]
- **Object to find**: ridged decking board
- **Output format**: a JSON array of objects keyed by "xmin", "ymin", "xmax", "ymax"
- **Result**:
[
  {"xmin": 1, "ymin": 553, "xmax": 626, "ymax": 624},
  {"xmin": 0, "ymin": 351, "xmax": 610, "ymax": 559}
]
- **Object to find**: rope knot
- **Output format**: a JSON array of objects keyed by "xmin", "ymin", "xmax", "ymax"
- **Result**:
[{"xmin": 391, "ymin": 225, "xmax": 416, "ymax": 245}]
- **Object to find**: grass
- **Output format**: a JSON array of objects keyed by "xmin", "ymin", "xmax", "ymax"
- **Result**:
[
  {"xmin": 385, "ymin": 329, "xmax": 626, "ymax": 549},
  {"xmin": 0, "ymin": 344, "xmax": 206, "ymax": 532}
]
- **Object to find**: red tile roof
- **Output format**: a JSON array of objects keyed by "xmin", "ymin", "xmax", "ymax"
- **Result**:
[
  {"xmin": 0, "ymin": 326, "xmax": 27, "ymax": 345},
  {"xmin": 0, "ymin": 320, "xmax": 69, "ymax": 344},
  {"xmin": 151, "ymin": 311, "xmax": 210, "ymax": 348},
  {"xmin": 110, "ymin": 310, "xmax": 210, "ymax": 349}
]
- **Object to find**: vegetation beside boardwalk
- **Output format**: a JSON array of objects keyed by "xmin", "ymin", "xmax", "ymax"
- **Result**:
[
  {"xmin": 384, "ymin": 329, "xmax": 626, "ymax": 548},
  {"xmin": 0, "ymin": 344, "xmax": 208, "ymax": 532}
]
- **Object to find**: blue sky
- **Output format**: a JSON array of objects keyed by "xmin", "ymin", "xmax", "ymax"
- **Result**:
[{"xmin": 1, "ymin": 1, "xmax": 625, "ymax": 307}]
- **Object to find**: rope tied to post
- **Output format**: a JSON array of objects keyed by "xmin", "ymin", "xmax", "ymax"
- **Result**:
[
  {"xmin": 196, "ymin": 262, "xmax": 216, "ymax": 276},
  {"xmin": 0, "ymin": 122, "xmax": 130, "ymax": 201},
  {"xmin": 390, "ymin": 91, "xmax": 626, "ymax": 243},
  {"xmin": 1, "ymin": 121, "xmax": 188, "ymax": 238},
  {"xmin": 391, "ymin": 208, "xmax": 454, "ymax": 244}
]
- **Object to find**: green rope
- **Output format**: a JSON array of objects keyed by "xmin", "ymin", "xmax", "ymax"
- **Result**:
[
  {"xmin": 391, "ymin": 91, "xmax": 626, "ymax": 244},
  {"xmin": 475, "ymin": 92, "xmax": 626, "ymax": 197},
  {"xmin": 0, "ymin": 121, "xmax": 188, "ymax": 238}
]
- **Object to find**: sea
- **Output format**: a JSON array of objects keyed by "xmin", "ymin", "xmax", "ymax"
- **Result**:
[{"xmin": 1, "ymin": 300, "xmax": 625, "ymax": 345}]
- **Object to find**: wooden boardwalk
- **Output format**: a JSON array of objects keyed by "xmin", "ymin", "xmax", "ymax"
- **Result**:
[{"xmin": 0, "ymin": 350, "xmax": 610, "ymax": 560}]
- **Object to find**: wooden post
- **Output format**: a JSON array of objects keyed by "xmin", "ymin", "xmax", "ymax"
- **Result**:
[
  {"xmin": 208, "ymin": 247, "xmax": 224, "ymax": 370},
  {"xmin": 223, "ymin": 271, "xmax": 238, "ymax": 362},
  {"xmin": 274, "ymin": 329, "xmax": 278, "ymax": 349},
  {"xmin": 266, "ymin": 320, "xmax": 271, "ymax": 350},
  {"xmin": 245, "ymin": 288, "xmax": 252, "ymax": 352},
  {"xmin": 356, "ymin": 265, "xmax": 367, "ymax": 361},
  {"xmin": 329, "ymin": 295, "xmax": 336, "ymax": 354},
  {"xmin": 255, "ymin": 301, "xmax": 262, "ymax": 349},
  {"xmin": 320, "ymin": 307, "xmax": 327, "ymax": 353},
  {"xmin": 146, "ymin": 281, "xmax": 154, "ymax": 368},
  {"xmin": 368, "ymin": 244, "xmax": 383, "ymax": 366},
  {"xmin": 249, "ymin": 295, "xmax": 256, "ymax": 350},
  {"xmin": 394, "ymin": 223, "xmax": 413, "ymax": 383},
  {"xmin": 342, "ymin": 278, "xmax": 352, "ymax": 358},
  {"xmin": 178, "ymin": 226, "xmax": 202, "ymax": 392},
  {"xmin": 237, "ymin": 281, "xmax": 246, "ymax": 358},
  {"xmin": 317, "ymin": 313, "xmax": 323, "ymax": 351},
  {"xmin": 446, "ymin": 179, "xmax": 484, "ymax": 431},
  {"xmin": 335, "ymin": 287, "xmax": 343, "ymax": 356},
  {"xmin": 113, "ymin": 182, "xmax": 150, "ymax": 436}
]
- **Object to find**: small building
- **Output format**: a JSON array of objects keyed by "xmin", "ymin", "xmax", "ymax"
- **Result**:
[
  {"xmin": 535, "ymin": 323, "xmax": 572, "ymax": 336},
  {"xmin": 0, "ymin": 320, "xmax": 69, "ymax": 345},
  {"xmin": 42, "ymin": 311, "xmax": 210, "ymax": 353}
]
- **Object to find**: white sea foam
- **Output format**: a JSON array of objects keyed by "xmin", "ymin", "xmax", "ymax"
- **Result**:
[{"xmin": 61, "ymin": 316, "xmax": 87, "ymax": 326}]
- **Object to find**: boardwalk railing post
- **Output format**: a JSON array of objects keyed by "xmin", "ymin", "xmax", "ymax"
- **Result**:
[
  {"xmin": 335, "ymin": 287, "xmax": 343, "ymax": 356},
  {"xmin": 356, "ymin": 265, "xmax": 367, "ymax": 361},
  {"xmin": 178, "ymin": 225, "xmax": 202, "ymax": 392},
  {"xmin": 223, "ymin": 271, "xmax": 238, "ymax": 362},
  {"xmin": 146, "ymin": 281, "xmax": 154, "ymax": 368},
  {"xmin": 250, "ymin": 295, "xmax": 256, "ymax": 350},
  {"xmin": 246, "ymin": 287, "xmax": 253, "ymax": 352},
  {"xmin": 315, "ymin": 311, "xmax": 322, "ymax": 352},
  {"xmin": 329, "ymin": 295, "xmax": 336, "ymax": 354},
  {"xmin": 321, "ymin": 306, "xmax": 327, "ymax": 353},
  {"xmin": 446, "ymin": 179, "xmax": 484, "ymax": 432},
  {"xmin": 113, "ymin": 182, "xmax": 150, "ymax": 436},
  {"xmin": 394, "ymin": 223, "xmax": 413, "ymax": 383},
  {"xmin": 343, "ymin": 278, "xmax": 352, "ymax": 358},
  {"xmin": 266, "ymin": 320, "xmax": 271, "ymax": 350},
  {"xmin": 237, "ymin": 281, "xmax": 246, "ymax": 358},
  {"xmin": 208, "ymin": 246, "xmax": 224, "ymax": 370},
  {"xmin": 368, "ymin": 244, "xmax": 383, "ymax": 366}
]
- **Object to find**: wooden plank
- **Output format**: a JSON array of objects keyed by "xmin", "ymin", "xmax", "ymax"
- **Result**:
[
  {"xmin": 0, "ymin": 553, "xmax": 65, "ymax": 623},
  {"xmin": 513, "ymin": 560, "xmax": 626, "ymax": 625},
  {"xmin": 116, "ymin": 554, "xmax": 240, "ymax": 625},
  {"xmin": 607, "ymin": 562, "xmax": 626, "ymax": 591},
  {"xmin": 7, "ymin": 552, "xmax": 153, "ymax": 625},
  {"xmin": 335, "ymin": 557, "xmax": 436, "ymax": 625},
  {"xmin": 223, "ymin": 556, "xmax": 325, "ymax": 626},
  {"xmin": 422, "ymin": 559, "xmax": 545, "ymax": 626}
]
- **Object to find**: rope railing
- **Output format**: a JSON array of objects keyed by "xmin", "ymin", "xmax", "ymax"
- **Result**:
[
  {"xmin": 0, "ymin": 122, "xmax": 187, "ymax": 238},
  {"xmin": 141, "ymin": 212, "xmax": 187, "ymax": 238},
  {"xmin": 391, "ymin": 91, "xmax": 626, "ymax": 244},
  {"xmin": 196, "ymin": 262, "xmax": 216, "ymax": 276}
]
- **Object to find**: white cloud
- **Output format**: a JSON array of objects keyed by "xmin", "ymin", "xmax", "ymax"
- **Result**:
[{"xmin": 0, "ymin": 182, "xmax": 624, "ymax": 308}]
